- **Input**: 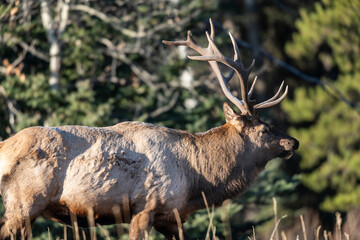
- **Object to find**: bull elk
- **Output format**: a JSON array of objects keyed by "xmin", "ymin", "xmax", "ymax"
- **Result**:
[{"xmin": 0, "ymin": 19, "xmax": 298, "ymax": 239}]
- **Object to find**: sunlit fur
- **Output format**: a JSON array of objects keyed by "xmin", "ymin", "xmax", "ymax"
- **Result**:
[{"xmin": 0, "ymin": 103, "xmax": 298, "ymax": 240}]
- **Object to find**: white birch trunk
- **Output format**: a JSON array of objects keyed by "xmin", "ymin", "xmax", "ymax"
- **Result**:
[{"xmin": 40, "ymin": 0, "xmax": 69, "ymax": 90}]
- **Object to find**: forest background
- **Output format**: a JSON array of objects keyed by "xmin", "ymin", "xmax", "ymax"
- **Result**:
[{"xmin": 0, "ymin": 0, "xmax": 359, "ymax": 239}]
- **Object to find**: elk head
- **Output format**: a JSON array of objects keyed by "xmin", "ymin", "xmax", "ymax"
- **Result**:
[
  {"xmin": 223, "ymin": 102, "xmax": 298, "ymax": 164},
  {"xmin": 163, "ymin": 19, "xmax": 299, "ymax": 163}
]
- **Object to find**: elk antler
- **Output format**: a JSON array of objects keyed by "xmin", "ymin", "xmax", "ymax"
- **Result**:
[{"xmin": 163, "ymin": 19, "xmax": 288, "ymax": 118}]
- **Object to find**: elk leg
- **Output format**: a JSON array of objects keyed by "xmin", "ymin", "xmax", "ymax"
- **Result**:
[
  {"xmin": 0, "ymin": 213, "xmax": 34, "ymax": 240},
  {"xmin": 0, "ymin": 191, "xmax": 47, "ymax": 240},
  {"xmin": 154, "ymin": 223, "xmax": 189, "ymax": 240},
  {"xmin": 129, "ymin": 209, "xmax": 154, "ymax": 240}
]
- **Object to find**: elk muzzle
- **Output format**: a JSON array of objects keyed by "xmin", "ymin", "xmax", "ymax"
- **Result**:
[{"xmin": 279, "ymin": 137, "xmax": 299, "ymax": 159}]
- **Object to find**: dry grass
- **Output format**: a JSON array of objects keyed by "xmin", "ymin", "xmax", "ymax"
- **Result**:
[
  {"xmin": 16, "ymin": 196, "xmax": 353, "ymax": 240},
  {"xmin": 198, "ymin": 195, "xmax": 351, "ymax": 240}
]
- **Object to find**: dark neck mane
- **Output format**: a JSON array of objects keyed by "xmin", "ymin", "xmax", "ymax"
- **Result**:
[{"xmin": 185, "ymin": 123, "xmax": 255, "ymax": 211}]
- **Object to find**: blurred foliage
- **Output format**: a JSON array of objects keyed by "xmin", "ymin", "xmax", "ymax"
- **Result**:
[{"xmin": 283, "ymin": 0, "xmax": 360, "ymax": 212}]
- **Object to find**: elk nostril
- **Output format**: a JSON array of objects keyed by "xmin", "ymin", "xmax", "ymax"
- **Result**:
[{"xmin": 292, "ymin": 139, "xmax": 299, "ymax": 150}]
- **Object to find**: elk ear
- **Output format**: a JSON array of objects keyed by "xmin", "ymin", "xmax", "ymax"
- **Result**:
[{"xmin": 223, "ymin": 102, "xmax": 238, "ymax": 123}]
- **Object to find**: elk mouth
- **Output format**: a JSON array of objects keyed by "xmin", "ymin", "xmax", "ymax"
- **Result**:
[{"xmin": 279, "ymin": 150, "xmax": 294, "ymax": 160}]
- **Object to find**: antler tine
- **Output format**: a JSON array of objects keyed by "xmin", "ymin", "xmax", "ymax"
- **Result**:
[
  {"xmin": 229, "ymin": 32, "xmax": 256, "ymax": 80},
  {"xmin": 223, "ymin": 70, "xmax": 235, "ymax": 84},
  {"xmin": 254, "ymin": 84, "xmax": 288, "ymax": 109},
  {"xmin": 228, "ymin": 32, "xmax": 242, "ymax": 67},
  {"xmin": 205, "ymin": 31, "xmax": 225, "ymax": 59},
  {"xmin": 248, "ymin": 76, "xmax": 257, "ymax": 98},
  {"xmin": 162, "ymin": 30, "xmax": 204, "ymax": 55},
  {"xmin": 253, "ymin": 81, "xmax": 285, "ymax": 108},
  {"xmin": 209, "ymin": 18, "xmax": 215, "ymax": 40},
  {"xmin": 255, "ymin": 81, "xmax": 285, "ymax": 105},
  {"xmin": 246, "ymin": 59, "xmax": 256, "ymax": 79},
  {"xmin": 187, "ymin": 31, "xmax": 225, "ymax": 61}
]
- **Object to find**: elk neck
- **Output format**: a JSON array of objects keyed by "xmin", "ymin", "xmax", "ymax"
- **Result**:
[{"xmin": 184, "ymin": 122, "xmax": 264, "ymax": 211}]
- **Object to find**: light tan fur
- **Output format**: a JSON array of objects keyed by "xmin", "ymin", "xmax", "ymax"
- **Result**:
[{"xmin": 0, "ymin": 103, "xmax": 298, "ymax": 240}]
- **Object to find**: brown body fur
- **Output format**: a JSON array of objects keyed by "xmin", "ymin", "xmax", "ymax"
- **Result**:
[{"xmin": 0, "ymin": 103, "xmax": 298, "ymax": 239}]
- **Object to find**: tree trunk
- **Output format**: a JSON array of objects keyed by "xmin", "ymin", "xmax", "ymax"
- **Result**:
[
  {"xmin": 40, "ymin": 0, "xmax": 69, "ymax": 90},
  {"xmin": 244, "ymin": 0, "xmax": 260, "ymax": 57}
]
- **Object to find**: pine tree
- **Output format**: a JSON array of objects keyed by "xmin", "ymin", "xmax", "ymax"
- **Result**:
[{"xmin": 283, "ymin": 0, "xmax": 360, "ymax": 212}]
